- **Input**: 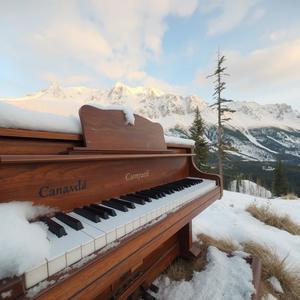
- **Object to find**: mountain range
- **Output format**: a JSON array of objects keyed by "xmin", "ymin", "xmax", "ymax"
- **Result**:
[{"xmin": 2, "ymin": 82, "xmax": 300, "ymax": 163}]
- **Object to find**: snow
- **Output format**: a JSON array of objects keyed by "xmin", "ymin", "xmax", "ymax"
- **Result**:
[
  {"xmin": 0, "ymin": 202, "xmax": 51, "ymax": 280},
  {"xmin": 0, "ymin": 102, "xmax": 81, "ymax": 134},
  {"xmin": 89, "ymin": 103, "xmax": 135, "ymax": 125},
  {"xmin": 192, "ymin": 191, "xmax": 300, "ymax": 268},
  {"xmin": 0, "ymin": 290, "xmax": 12, "ymax": 299},
  {"xmin": 229, "ymin": 180, "xmax": 272, "ymax": 198},
  {"xmin": 164, "ymin": 135, "xmax": 195, "ymax": 146},
  {"xmin": 0, "ymin": 102, "xmax": 135, "ymax": 132},
  {"xmin": 267, "ymin": 276, "xmax": 283, "ymax": 293},
  {"xmin": 263, "ymin": 294, "xmax": 278, "ymax": 300},
  {"xmin": 155, "ymin": 191, "xmax": 300, "ymax": 299},
  {"xmin": 155, "ymin": 246, "xmax": 255, "ymax": 300},
  {"xmin": 242, "ymin": 129, "xmax": 278, "ymax": 154},
  {"xmin": 0, "ymin": 102, "xmax": 194, "ymax": 146},
  {"xmin": 26, "ymin": 280, "xmax": 55, "ymax": 298}
]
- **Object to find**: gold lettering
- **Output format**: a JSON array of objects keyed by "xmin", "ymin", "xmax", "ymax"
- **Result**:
[{"xmin": 125, "ymin": 170, "xmax": 150, "ymax": 181}]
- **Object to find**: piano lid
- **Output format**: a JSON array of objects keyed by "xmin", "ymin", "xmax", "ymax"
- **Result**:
[{"xmin": 79, "ymin": 105, "xmax": 167, "ymax": 152}]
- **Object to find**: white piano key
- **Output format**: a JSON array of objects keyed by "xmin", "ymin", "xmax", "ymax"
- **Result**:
[
  {"xmin": 52, "ymin": 217, "xmax": 95, "ymax": 258},
  {"xmin": 140, "ymin": 215, "xmax": 147, "ymax": 226},
  {"xmin": 68, "ymin": 212, "xmax": 107, "ymax": 251},
  {"xmin": 68, "ymin": 212, "xmax": 117, "ymax": 244},
  {"xmin": 46, "ymin": 232, "xmax": 67, "ymax": 276},
  {"xmin": 46, "ymin": 229, "xmax": 82, "ymax": 274},
  {"xmin": 24, "ymin": 260, "xmax": 48, "ymax": 289},
  {"xmin": 133, "ymin": 218, "xmax": 140, "ymax": 230}
]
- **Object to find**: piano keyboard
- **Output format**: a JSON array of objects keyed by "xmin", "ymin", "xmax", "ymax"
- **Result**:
[{"xmin": 24, "ymin": 177, "xmax": 216, "ymax": 289}]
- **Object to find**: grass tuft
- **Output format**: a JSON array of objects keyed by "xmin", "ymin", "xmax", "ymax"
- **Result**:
[
  {"xmin": 165, "ymin": 258, "xmax": 194, "ymax": 281},
  {"xmin": 165, "ymin": 234, "xmax": 300, "ymax": 299},
  {"xmin": 243, "ymin": 241, "xmax": 300, "ymax": 300},
  {"xmin": 282, "ymin": 193, "xmax": 299, "ymax": 200},
  {"xmin": 246, "ymin": 203, "xmax": 300, "ymax": 236},
  {"xmin": 165, "ymin": 234, "xmax": 238, "ymax": 282},
  {"xmin": 197, "ymin": 233, "xmax": 239, "ymax": 253}
]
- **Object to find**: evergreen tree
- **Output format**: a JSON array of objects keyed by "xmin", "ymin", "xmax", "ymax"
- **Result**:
[
  {"xmin": 207, "ymin": 51, "xmax": 235, "ymax": 180},
  {"xmin": 273, "ymin": 160, "xmax": 288, "ymax": 196},
  {"xmin": 174, "ymin": 107, "xmax": 209, "ymax": 170},
  {"xmin": 189, "ymin": 107, "xmax": 209, "ymax": 170}
]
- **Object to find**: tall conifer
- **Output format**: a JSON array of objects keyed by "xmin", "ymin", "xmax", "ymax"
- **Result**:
[
  {"xmin": 207, "ymin": 51, "xmax": 235, "ymax": 179},
  {"xmin": 188, "ymin": 107, "xmax": 209, "ymax": 170},
  {"xmin": 273, "ymin": 160, "xmax": 288, "ymax": 196}
]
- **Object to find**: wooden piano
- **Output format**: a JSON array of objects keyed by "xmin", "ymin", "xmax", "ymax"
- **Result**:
[{"xmin": 0, "ymin": 105, "xmax": 222, "ymax": 300}]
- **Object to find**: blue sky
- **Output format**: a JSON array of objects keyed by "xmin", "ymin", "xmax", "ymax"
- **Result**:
[{"xmin": 0, "ymin": 0, "xmax": 300, "ymax": 109}]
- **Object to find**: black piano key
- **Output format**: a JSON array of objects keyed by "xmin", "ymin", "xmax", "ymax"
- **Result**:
[
  {"xmin": 96, "ymin": 204, "xmax": 117, "ymax": 217},
  {"xmin": 128, "ymin": 193, "xmax": 152, "ymax": 202},
  {"xmin": 120, "ymin": 195, "xmax": 145, "ymax": 205},
  {"xmin": 55, "ymin": 212, "xmax": 84, "ymax": 230},
  {"xmin": 137, "ymin": 191, "xmax": 161, "ymax": 199},
  {"xmin": 103, "ymin": 200, "xmax": 128, "ymax": 212},
  {"xmin": 149, "ymin": 284, "xmax": 159, "ymax": 293},
  {"xmin": 151, "ymin": 187, "xmax": 173, "ymax": 194},
  {"xmin": 111, "ymin": 198, "xmax": 136, "ymax": 209},
  {"xmin": 164, "ymin": 184, "xmax": 181, "ymax": 192},
  {"xmin": 149, "ymin": 189, "xmax": 166, "ymax": 197},
  {"xmin": 86, "ymin": 205, "xmax": 110, "ymax": 219},
  {"xmin": 41, "ymin": 217, "xmax": 67, "ymax": 238},
  {"xmin": 74, "ymin": 207, "xmax": 101, "ymax": 223},
  {"xmin": 141, "ymin": 291, "xmax": 157, "ymax": 300}
]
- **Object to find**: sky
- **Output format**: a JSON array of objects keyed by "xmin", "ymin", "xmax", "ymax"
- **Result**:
[{"xmin": 0, "ymin": 0, "xmax": 300, "ymax": 110}]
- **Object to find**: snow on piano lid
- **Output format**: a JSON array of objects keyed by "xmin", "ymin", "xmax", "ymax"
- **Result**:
[{"xmin": 0, "ymin": 102, "xmax": 195, "ymax": 147}]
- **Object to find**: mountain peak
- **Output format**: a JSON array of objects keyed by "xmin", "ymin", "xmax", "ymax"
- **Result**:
[
  {"xmin": 111, "ymin": 82, "xmax": 165, "ymax": 97},
  {"xmin": 42, "ymin": 81, "xmax": 65, "ymax": 98}
]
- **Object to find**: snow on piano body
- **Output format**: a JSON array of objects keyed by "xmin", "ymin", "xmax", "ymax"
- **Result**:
[{"xmin": 0, "ymin": 105, "xmax": 222, "ymax": 299}]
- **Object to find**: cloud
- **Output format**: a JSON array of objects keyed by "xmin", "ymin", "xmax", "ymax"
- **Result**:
[
  {"xmin": 0, "ymin": 0, "xmax": 198, "ymax": 90},
  {"xmin": 226, "ymin": 38, "xmax": 300, "ymax": 89},
  {"xmin": 251, "ymin": 8, "xmax": 265, "ymax": 22},
  {"xmin": 199, "ymin": 0, "xmax": 257, "ymax": 35},
  {"xmin": 195, "ymin": 38, "xmax": 300, "ymax": 109}
]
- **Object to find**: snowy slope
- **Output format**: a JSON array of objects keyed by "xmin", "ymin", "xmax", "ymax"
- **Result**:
[
  {"xmin": 155, "ymin": 191, "xmax": 300, "ymax": 300},
  {"xmin": 1, "ymin": 82, "xmax": 300, "ymax": 162}
]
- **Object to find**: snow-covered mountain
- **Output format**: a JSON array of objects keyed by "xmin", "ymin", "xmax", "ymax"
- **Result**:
[{"xmin": 1, "ymin": 82, "xmax": 300, "ymax": 162}]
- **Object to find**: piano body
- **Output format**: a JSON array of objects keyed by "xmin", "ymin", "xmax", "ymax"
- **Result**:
[{"xmin": 0, "ymin": 105, "xmax": 222, "ymax": 299}]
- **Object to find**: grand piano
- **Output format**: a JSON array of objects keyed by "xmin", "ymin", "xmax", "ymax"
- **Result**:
[{"xmin": 0, "ymin": 105, "xmax": 222, "ymax": 299}]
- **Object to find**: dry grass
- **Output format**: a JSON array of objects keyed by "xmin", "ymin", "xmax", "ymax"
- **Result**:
[
  {"xmin": 165, "ymin": 234, "xmax": 238, "ymax": 281},
  {"xmin": 197, "ymin": 233, "xmax": 239, "ymax": 253},
  {"xmin": 282, "ymin": 193, "xmax": 299, "ymax": 200},
  {"xmin": 246, "ymin": 203, "xmax": 300, "ymax": 236},
  {"xmin": 165, "ymin": 258, "xmax": 194, "ymax": 281},
  {"xmin": 243, "ymin": 241, "xmax": 300, "ymax": 300},
  {"xmin": 165, "ymin": 233, "xmax": 300, "ymax": 299}
]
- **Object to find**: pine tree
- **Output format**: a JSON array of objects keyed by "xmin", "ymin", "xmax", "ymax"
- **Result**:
[
  {"xmin": 273, "ymin": 160, "xmax": 288, "ymax": 196},
  {"xmin": 207, "ymin": 51, "xmax": 235, "ymax": 180},
  {"xmin": 174, "ymin": 107, "xmax": 209, "ymax": 170},
  {"xmin": 189, "ymin": 107, "xmax": 209, "ymax": 170}
]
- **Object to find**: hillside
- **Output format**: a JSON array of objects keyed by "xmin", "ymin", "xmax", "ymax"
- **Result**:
[{"xmin": 2, "ymin": 82, "xmax": 299, "ymax": 163}]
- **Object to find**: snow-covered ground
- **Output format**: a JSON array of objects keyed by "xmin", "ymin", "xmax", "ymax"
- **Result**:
[
  {"xmin": 154, "ymin": 191, "xmax": 300, "ymax": 300},
  {"xmin": 155, "ymin": 246, "xmax": 255, "ymax": 300}
]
